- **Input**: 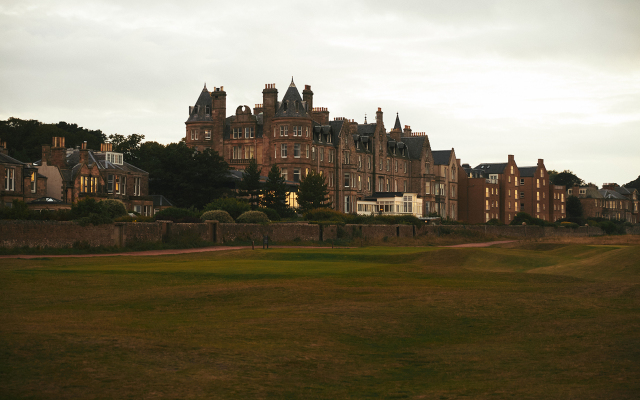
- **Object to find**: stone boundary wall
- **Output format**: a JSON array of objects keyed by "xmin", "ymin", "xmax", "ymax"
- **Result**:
[
  {"xmin": 0, "ymin": 220, "xmax": 620, "ymax": 249},
  {"xmin": 217, "ymin": 223, "xmax": 319, "ymax": 243},
  {"xmin": 625, "ymin": 225, "xmax": 640, "ymax": 235},
  {"xmin": 0, "ymin": 220, "xmax": 114, "ymax": 248}
]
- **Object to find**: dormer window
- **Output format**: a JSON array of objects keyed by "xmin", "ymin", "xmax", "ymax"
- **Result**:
[
  {"xmin": 205, "ymin": 106, "xmax": 210, "ymax": 115},
  {"xmin": 105, "ymin": 152, "xmax": 123, "ymax": 165},
  {"xmin": 283, "ymin": 101, "xmax": 288, "ymax": 112}
]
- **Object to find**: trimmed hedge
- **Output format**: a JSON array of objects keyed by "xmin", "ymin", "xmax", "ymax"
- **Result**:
[
  {"xmin": 201, "ymin": 210, "xmax": 234, "ymax": 223},
  {"xmin": 236, "ymin": 211, "xmax": 270, "ymax": 224}
]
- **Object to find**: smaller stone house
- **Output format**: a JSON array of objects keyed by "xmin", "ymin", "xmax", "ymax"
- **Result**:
[
  {"xmin": 34, "ymin": 137, "xmax": 153, "ymax": 214},
  {"xmin": 0, "ymin": 141, "xmax": 48, "ymax": 207}
]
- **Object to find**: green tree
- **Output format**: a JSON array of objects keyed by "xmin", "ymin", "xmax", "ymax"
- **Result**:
[
  {"xmin": 108, "ymin": 133, "xmax": 145, "ymax": 163},
  {"xmin": 624, "ymin": 175, "xmax": 640, "ymax": 190},
  {"xmin": 261, "ymin": 165, "xmax": 288, "ymax": 216},
  {"xmin": 566, "ymin": 196, "xmax": 584, "ymax": 219},
  {"xmin": 238, "ymin": 158, "xmax": 262, "ymax": 209},
  {"xmin": 297, "ymin": 170, "xmax": 331, "ymax": 213},
  {"xmin": 550, "ymin": 170, "xmax": 583, "ymax": 188},
  {"xmin": 0, "ymin": 118, "xmax": 106, "ymax": 162},
  {"xmin": 136, "ymin": 142, "xmax": 231, "ymax": 209}
]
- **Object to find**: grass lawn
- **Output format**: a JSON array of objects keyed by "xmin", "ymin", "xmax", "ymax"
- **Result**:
[{"xmin": 1, "ymin": 243, "xmax": 639, "ymax": 399}]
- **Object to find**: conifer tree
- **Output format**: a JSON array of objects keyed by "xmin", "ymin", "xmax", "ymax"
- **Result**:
[
  {"xmin": 239, "ymin": 158, "xmax": 262, "ymax": 209},
  {"xmin": 297, "ymin": 170, "xmax": 331, "ymax": 213},
  {"xmin": 261, "ymin": 165, "xmax": 288, "ymax": 216}
]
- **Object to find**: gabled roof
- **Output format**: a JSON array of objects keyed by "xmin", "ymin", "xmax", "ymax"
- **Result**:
[
  {"xmin": 0, "ymin": 152, "xmax": 25, "ymax": 165},
  {"xmin": 518, "ymin": 166, "xmax": 538, "ymax": 177},
  {"xmin": 150, "ymin": 194, "xmax": 174, "ymax": 207},
  {"xmin": 432, "ymin": 150, "xmax": 452, "ymax": 165},
  {"xmin": 186, "ymin": 84, "xmax": 213, "ymax": 123},
  {"xmin": 474, "ymin": 163, "xmax": 507, "ymax": 174},
  {"xmin": 401, "ymin": 136, "xmax": 427, "ymax": 160},
  {"xmin": 274, "ymin": 79, "xmax": 308, "ymax": 118},
  {"xmin": 328, "ymin": 120, "xmax": 344, "ymax": 144},
  {"xmin": 357, "ymin": 123, "xmax": 377, "ymax": 135},
  {"xmin": 600, "ymin": 189, "xmax": 627, "ymax": 200}
]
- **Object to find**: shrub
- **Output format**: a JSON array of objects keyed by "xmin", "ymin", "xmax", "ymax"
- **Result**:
[
  {"xmin": 560, "ymin": 221, "xmax": 579, "ymax": 228},
  {"xmin": 153, "ymin": 207, "xmax": 201, "ymax": 223},
  {"xmin": 257, "ymin": 207, "xmax": 280, "ymax": 221},
  {"xmin": 486, "ymin": 218, "xmax": 503, "ymax": 226},
  {"xmin": 595, "ymin": 220, "xmax": 625, "ymax": 235},
  {"xmin": 101, "ymin": 199, "xmax": 128, "ymax": 219},
  {"xmin": 204, "ymin": 198, "xmax": 250, "ymax": 220},
  {"xmin": 510, "ymin": 212, "xmax": 554, "ymax": 227},
  {"xmin": 201, "ymin": 210, "xmax": 234, "ymax": 223},
  {"xmin": 70, "ymin": 198, "xmax": 113, "ymax": 225},
  {"xmin": 236, "ymin": 210, "xmax": 270, "ymax": 224},
  {"xmin": 304, "ymin": 208, "xmax": 346, "ymax": 222}
]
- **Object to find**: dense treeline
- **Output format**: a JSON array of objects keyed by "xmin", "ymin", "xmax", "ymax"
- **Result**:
[
  {"xmin": 0, "ymin": 118, "xmax": 107, "ymax": 162},
  {"xmin": 0, "ymin": 118, "xmax": 233, "ymax": 209}
]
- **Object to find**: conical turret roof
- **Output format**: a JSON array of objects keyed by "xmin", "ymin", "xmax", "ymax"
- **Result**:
[
  {"xmin": 275, "ymin": 78, "xmax": 308, "ymax": 118},
  {"xmin": 393, "ymin": 113, "xmax": 402, "ymax": 131},
  {"xmin": 186, "ymin": 84, "xmax": 213, "ymax": 123}
]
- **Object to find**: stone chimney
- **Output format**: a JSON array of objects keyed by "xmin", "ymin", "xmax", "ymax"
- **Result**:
[
  {"xmin": 402, "ymin": 125, "xmax": 412, "ymax": 137},
  {"xmin": 79, "ymin": 141, "xmax": 89, "ymax": 164},
  {"xmin": 100, "ymin": 143, "xmax": 113, "ymax": 152},
  {"xmin": 43, "ymin": 137, "xmax": 67, "ymax": 168},
  {"xmin": 0, "ymin": 140, "xmax": 7, "ymax": 155},
  {"xmin": 302, "ymin": 84, "xmax": 313, "ymax": 112}
]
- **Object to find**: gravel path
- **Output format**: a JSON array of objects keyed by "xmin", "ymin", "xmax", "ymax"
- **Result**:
[
  {"xmin": 0, "ymin": 241, "xmax": 516, "ymax": 259},
  {"xmin": 442, "ymin": 240, "xmax": 516, "ymax": 248}
]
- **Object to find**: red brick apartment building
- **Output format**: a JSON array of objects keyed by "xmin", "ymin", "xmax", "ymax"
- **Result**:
[
  {"xmin": 517, "ymin": 159, "xmax": 550, "ymax": 221},
  {"xmin": 549, "ymin": 184, "xmax": 566, "ymax": 222},
  {"xmin": 473, "ymin": 155, "xmax": 520, "ymax": 224},
  {"xmin": 458, "ymin": 161, "xmax": 500, "ymax": 224},
  {"xmin": 183, "ymin": 80, "xmax": 460, "ymax": 217}
]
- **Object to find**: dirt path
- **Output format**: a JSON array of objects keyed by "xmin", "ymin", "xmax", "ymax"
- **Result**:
[
  {"xmin": 0, "ymin": 241, "xmax": 516, "ymax": 259},
  {"xmin": 442, "ymin": 240, "xmax": 516, "ymax": 248},
  {"xmin": 0, "ymin": 245, "xmax": 338, "ymax": 259}
]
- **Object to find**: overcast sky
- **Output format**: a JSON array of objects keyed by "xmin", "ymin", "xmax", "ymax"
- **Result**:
[{"xmin": 1, "ymin": 0, "xmax": 639, "ymax": 185}]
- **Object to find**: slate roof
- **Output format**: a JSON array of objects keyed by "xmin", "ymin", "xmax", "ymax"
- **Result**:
[
  {"xmin": 186, "ymin": 85, "xmax": 213, "ymax": 123},
  {"xmin": 474, "ymin": 163, "xmax": 508, "ymax": 174},
  {"xmin": 401, "ymin": 136, "xmax": 427, "ymax": 160},
  {"xmin": 328, "ymin": 120, "xmax": 344, "ymax": 144},
  {"xmin": 56, "ymin": 149, "xmax": 149, "ymax": 184},
  {"xmin": 357, "ymin": 123, "xmax": 376, "ymax": 135},
  {"xmin": 518, "ymin": 166, "xmax": 538, "ymax": 177},
  {"xmin": 274, "ymin": 79, "xmax": 308, "ymax": 118},
  {"xmin": 600, "ymin": 189, "xmax": 627, "ymax": 200},
  {"xmin": 0, "ymin": 152, "xmax": 25, "ymax": 165},
  {"xmin": 432, "ymin": 150, "xmax": 452, "ymax": 165},
  {"xmin": 150, "ymin": 195, "xmax": 174, "ymax": 207},
  {"xmin": 393, "ymin": 114, "xmax": 402, "ymax": 131},
  {"xmin": 463, "ymin": 166, "xmax": 487, "ymax": 178}
]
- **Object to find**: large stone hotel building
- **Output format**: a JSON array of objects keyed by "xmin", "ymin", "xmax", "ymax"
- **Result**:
[{"xmin": 184, "ymin": 79, "xmax": 458, "ymax": 218}]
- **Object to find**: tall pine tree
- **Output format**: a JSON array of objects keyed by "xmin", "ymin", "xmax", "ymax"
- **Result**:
[{"xmin": 297, "ymin": 170, "xmax": 331, "ymax": 213}]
